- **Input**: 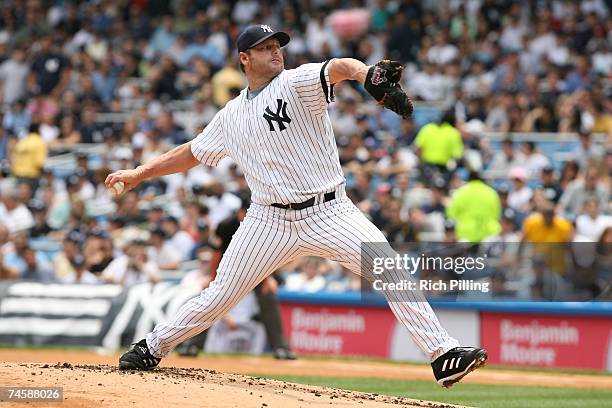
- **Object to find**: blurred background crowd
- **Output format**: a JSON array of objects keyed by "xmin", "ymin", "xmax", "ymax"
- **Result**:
[{"xmin": 0, "ymin": 0, "xmax": 610, "ymax": 300}]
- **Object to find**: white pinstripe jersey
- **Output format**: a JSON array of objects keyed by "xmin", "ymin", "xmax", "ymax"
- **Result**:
[{"xmin": 190, "ymin": 61, "xmax": 345, "ymax": 205}]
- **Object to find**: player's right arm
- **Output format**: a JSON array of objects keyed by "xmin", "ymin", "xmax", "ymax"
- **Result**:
[
  {"xmin": 105, "ymin": 142, "xmax": 200, "ymax": 194},
  {"xmin": 106, "ymin": 112, "xmax": 227, "ymax": 194},
  {"xmin": 209, "ymin": 249, "xmax": 221, "ymax": 282}
]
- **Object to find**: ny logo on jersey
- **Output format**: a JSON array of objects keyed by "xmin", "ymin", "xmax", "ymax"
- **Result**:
[
  {"xmin": 263, "ymin": 99, "xmax": 292, "ymax": 131},
  {"xmin": 260, "ymin": 25, "xmax": 273, "ymax": 33}
]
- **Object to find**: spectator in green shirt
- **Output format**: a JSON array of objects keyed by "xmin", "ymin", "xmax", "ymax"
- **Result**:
[
  {"xmin": 446, "ymin": 171, "xmax": 502, "ymax": 243},
  {"xmin": 414, "ymin": 110, "xmax": 464, "ymax": 187}
]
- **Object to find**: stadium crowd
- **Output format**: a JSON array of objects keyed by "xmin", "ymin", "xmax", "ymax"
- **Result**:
[{"xmin": 0, "ymin": 0, "xmax": 610, "ymax": 300}]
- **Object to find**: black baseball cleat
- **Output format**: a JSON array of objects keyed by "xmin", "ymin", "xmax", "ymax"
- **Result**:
[
  {"xmin": 431, "ymin": 347, "xmax": 488, "ymax": 388},
  {"xmin": 119, "ymin": 339, "xmax": 162, "ymax": 371}
]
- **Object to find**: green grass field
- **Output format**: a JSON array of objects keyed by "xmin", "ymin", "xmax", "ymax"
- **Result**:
[
  {"xmin": 280, "ymin": 353, "xmax": 612, "ymax": 377},
  {"xmin": 257, "ymin": 374, "xmax": 612, "ymax": 408}
]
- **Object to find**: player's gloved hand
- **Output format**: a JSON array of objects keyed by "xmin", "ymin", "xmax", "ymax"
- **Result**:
[
  {"xmin": 373, "ymin": 60, "xmax": 404, "ymax": 83},
  {"xmin": 364, "ymin": 60, "xmax": 413, "ymax": 119}
]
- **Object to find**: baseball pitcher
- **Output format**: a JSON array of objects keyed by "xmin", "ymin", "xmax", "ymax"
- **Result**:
[{"xmin": 107, "ymin": 25, "xmax": 487, "ymax": 387}]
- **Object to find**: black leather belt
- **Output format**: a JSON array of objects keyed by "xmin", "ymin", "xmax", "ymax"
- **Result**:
[{"xmin": 272, "ymin": 191, "xmax": 336, "ymax": 210}]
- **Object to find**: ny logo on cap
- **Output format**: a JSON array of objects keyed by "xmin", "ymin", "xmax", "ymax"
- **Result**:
[{"xmin": 260, "ymin": 25, "xmax": 273, "ymax": 33}]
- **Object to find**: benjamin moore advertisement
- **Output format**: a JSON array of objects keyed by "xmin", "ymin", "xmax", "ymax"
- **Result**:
[
  {"xmin": 1, "ymin": 282, "xmax": 611, "ymax": 371},
  {"xmin": 481, "ymin": 313, "xmax": 612, "ymax": 371}
]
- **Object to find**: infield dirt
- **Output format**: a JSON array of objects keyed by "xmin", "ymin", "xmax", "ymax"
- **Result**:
[
  {"xmin": 1, "ymin": 348, "xmax": 610, "ymax": 407},
  {"xmin": 1, "ymin": 362, "xmax": 462, "ymax": 408}
]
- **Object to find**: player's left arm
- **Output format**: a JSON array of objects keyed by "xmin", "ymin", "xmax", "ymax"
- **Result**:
[
  {"xmin": 328, "ymin": 58, "xmax": 369, "ymax": 85},
  {"xmin": 329, "ymin": 58, "xmax": 413, "ymax": 118},
  {"xmin": 287, "ymin": 59, "xmax": 374, "ymax": 108},
  {"xmin": 288, "ymin": 58, "xmax": 410, "ymax": 118}
]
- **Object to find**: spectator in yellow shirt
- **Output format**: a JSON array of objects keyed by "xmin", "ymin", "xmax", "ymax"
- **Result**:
[
  {"xmin": 521, "ymin": 202, "xmax": 573, "ymax": 274},
  {"xmin": 446, "ymin": 171, "xmax": 501, "ymax": 243},
  {"xmin": 212, "ymin": 59, "xmax": 246, "ymax": 107},
  {"xmin": 11, "ymin": 123, "xmax": 47, "ymax": 186},
  {"xmin": 414, "ymin": 110, "xmax": 463, "ymax": 187}
]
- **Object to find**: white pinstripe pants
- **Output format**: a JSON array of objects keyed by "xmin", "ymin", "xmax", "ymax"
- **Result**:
[{"xmin": 147, "ymin": 188, "xmax": 459, "ymax": 360}]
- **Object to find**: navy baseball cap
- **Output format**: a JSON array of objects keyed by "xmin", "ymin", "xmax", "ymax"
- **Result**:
[
  {"xmin": 236, "ymin": 24, "xmax": 290, "ymax": 53},
  {"xmin": 502, "ymin": 208, "xmax": 517, "ymax": 221}
]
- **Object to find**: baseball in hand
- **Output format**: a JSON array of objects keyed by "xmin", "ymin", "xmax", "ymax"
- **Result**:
[{"xmin": 110, "ymin": 181, "xmax": 125, "ymax": 196}]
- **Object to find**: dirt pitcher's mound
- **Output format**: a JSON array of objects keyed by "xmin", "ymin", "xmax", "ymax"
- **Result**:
[{"xmin": 0, "ymin": 363, "xmax": 465, "ymax": 408}]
